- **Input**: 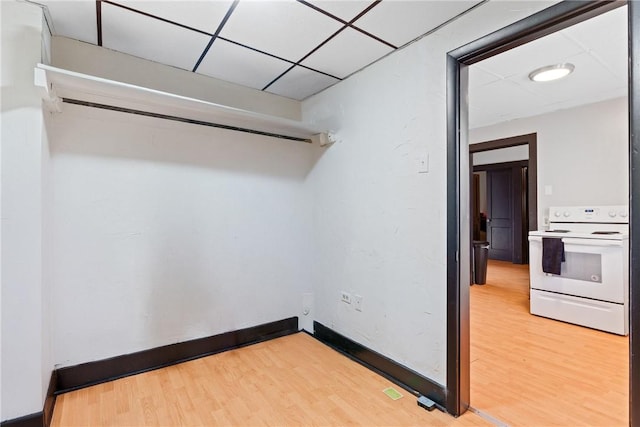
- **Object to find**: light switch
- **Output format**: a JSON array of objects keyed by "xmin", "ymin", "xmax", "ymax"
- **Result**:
[{"xmin": 544, "ymin": 185, "xmax": 553, "ymax": 195}]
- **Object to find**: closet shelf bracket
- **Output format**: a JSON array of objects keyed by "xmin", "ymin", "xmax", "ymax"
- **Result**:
[{"xmin": 34, "ymin": 67, "xmax": 62, "ymax": 113}]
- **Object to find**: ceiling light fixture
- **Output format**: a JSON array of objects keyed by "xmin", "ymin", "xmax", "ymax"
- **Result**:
[{"xmin": 528, "ymin": 63, "xmax": 575, "ymax": 82}]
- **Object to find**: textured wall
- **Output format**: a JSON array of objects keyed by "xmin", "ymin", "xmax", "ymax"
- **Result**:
[
  {"xmin": 303, "ymin": 1, "xmax": 557, "ymax": 384},
  {"xmin": 471, "ymin": 97, "xmax": 628, "ymax": 228},
  {"xmin": 48, "ymin": 103, "xmax": 317, "ymax": 367},
  {"xmin": 1, "ymin": 0, "xmax": 51, "ymax": 421}
]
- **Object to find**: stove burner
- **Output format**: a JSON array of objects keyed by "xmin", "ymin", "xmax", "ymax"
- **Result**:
[{"xmin": 592, "ymin": 231, "xmax": 620, "ymax": 235}]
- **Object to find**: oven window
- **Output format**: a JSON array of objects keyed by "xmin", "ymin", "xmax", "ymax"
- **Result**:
[{"xmin": 557, "ymin": 252, "xmax": 602, "ymax": 283}]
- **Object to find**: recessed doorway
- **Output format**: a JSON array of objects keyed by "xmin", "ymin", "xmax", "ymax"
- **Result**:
[
  {"xmin": 470, "ymin": 133, "xmax": 537, "ymax": 265},
  {"xmin": 445, "ymin": 2, "xmax": 638, "ymax": 425}
]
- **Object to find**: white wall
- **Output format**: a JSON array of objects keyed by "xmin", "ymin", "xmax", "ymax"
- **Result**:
[
  {"xmin": 302, "ymin": 1, "xmax": 557, "ymax": 384},
  {"xmin": 472, "ymin": 144, "xmax": 529, "ymax": 165},
  {"xmin": 48, "ymin": 103, "xmax": 316, "ymax": 367},
  {"xmin": 470, "ymin": 97, "xmax": 628, "ymax": 228},
  {"xmin": 0, "ymin": 0, "xmax": 566, "ymax": 419},
  {"xmin": 0, "ymin": 1, "xmax": 51, "ymax": 421},
  {"xmin": 46, "ymin": 36, "xmax": 322, "ymax": 368}
]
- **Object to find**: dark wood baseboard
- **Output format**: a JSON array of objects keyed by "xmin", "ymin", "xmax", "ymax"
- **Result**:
[
  {"xmin": 2, "ymin": 317, "xmax": 298, "ymax": 426},
  {"xmin": 313, "ymin": 321, "xmax": 446, "ymax": 410},
  {"xmin": 5, "ymin": 319, "xmax": 441, "ymax": 425},
  {"xmin": 43, "ymin": 370, "xmax": 57, "ymax": 427},
  {"xmin": 0, "ymin": 413, "xmax": 42, "ymax": 427},
  {"xmin": 56, "ymin": 317, "xmax": 299, "ymax": 394},
  {"xmin": 1, "ymin": 369, "xmax": 57, "ymax": 427}
]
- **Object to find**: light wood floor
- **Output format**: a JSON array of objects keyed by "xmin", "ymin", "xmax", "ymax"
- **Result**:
[
  {"xmin": 52, "ymin": 332, "xmax": 490, "ymax": 426},
  {"xmin": 470, "ymin": 260, "xmax": 629, "ymax": 426},
  {"xmin": 52, "ymin": 260, "xmax": 629, "ymax": 426}
]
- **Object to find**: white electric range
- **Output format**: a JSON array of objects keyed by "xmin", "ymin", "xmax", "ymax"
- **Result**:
[{"xmin": 528, "ymin": 206, "xmax": 629, "ymax": 335}]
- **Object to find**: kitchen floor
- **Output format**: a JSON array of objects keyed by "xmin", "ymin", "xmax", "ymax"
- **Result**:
[{"xmin": 471, "ymin": 259, "xmax": 629, "ymax": 426}]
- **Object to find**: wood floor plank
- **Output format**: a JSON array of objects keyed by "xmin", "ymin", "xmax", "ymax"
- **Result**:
[
  {"xmin": 52, "ymin": 333, "xmax": 489, "ymax": 426},
  {"xmin": 470, "ymin": 260, "xmax": 628, "ymax": 426},
  {"xmin": 52, "ymin": 259, "xmax": 627, "ymax": 425}
]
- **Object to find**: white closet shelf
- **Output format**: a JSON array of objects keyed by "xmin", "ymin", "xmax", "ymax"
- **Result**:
[{"xmin": 34, "ymin": 63, "xmax": 334, "ymax": 144}]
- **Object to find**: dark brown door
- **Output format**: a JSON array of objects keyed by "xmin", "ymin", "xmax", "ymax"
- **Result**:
[{"xmin": 487, "ymin": 168, "xmax": 513, "ymax": 261}]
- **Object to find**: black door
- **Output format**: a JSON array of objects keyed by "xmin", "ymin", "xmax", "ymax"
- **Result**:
[{"xmin": 487, "ymin": 168, "xmax": 513, "ymax": 261}]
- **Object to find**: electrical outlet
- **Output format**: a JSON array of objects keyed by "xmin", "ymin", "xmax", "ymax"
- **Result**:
[
  {"xmin": 354, "ymin": 295, "xmax": 363, "ymax": 311},
  {"xmin": 341, "ymin": 291, "xmax": 351, "ymax": 304},
  {"xmin": 302, "ymin": 292, "xmax": 313, "ymax": 316},
  {"xmin": 418, "ymin": 153, "xmax": 429, "ymax": 174}
]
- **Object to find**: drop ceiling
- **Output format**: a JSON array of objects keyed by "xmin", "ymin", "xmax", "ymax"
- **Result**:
[
  {"xmin": 37, "ymin": 0, "xmax": 482, "ymax": 100},
  {"xmin": 469, "ymin": 4, "xmax": 628, "ymax": 129},
  {"xmin": 35, "ymin": 1, "xmax": 628, "ymax": 128}
]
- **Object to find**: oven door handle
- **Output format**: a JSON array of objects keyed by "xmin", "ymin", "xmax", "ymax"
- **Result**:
[
  {"xmin": 529, "ymin": 235, "xmax": 624, "ymax": 247},
  {"xmin": 562, "ymin": 238, "xmax": 623, "ymax": 247}
]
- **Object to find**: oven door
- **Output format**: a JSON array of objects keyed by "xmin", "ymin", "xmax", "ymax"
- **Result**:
[{"xmin": 529, "ymin": 235, "xmax": 628, "ymax": 304}]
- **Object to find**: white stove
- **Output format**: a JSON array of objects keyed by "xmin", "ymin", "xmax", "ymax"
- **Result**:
[{"xmin": 528, "ymin": 205, "xmax": 629, "ymax": 335}]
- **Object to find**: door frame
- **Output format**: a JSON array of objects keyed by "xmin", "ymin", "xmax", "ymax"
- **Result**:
[
  {"xmin": 470, "ymin": 133, "xmax": 537, "ymax": 234},
  {"xmin": 474, "ymin": 160, "xmax": 529, "ymax": 263},
  {"xmin": 445, "ymin": 1, "xmax": 638, "ymax": 423}
]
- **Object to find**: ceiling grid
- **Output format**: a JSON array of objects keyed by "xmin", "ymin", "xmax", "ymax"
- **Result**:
[
  {"xmin": 192, "ymin": 0, "xmax": 240, "ymax": 72},
  {"xmin": 42, "ymin": 0, "xmax": 482, "ymax": 100}
]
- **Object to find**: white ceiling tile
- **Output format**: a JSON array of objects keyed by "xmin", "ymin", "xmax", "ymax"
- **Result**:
[
  {"xmin": 517, "ymin": 52, "xmax": 624, "ymax": 105},
  {"xmin": 469, "ymin": 65, "xmax": 502, "ymax": 89},
  {"xmin": 477, "ymin": 31, "xmax": 584, "ymax": 80},
  {"xmin": 469, "ymin": 5, "xmax": 628, "ymax": 129},
  {"xmin": 219, "ymin": 0, "xmax": 344, "ymax": 62},
  {"xmin": 562, "ymin": 6, "xmax": 628, "ymax": 80},
  {"xmin": 354, "ymin": 0, "xmax": 480, "ymax": 47},
  {"xmin": 115, "ymin": 1, "xmax": 235, "ymax": 34},
  {"xmin": 300, "ymin": 27, "xmax": 393, "ymax": 79},
  {"xmin": 197, "ymin": 39, "xmax": 293, "ymax": 90},
  {"xmin": 306, "ymin": 0, "xmax": 373, "ymax": 22},
  {"xmin": 470, "ymin": 48, "xmax": 627, "ymax": 129},
  {"xmin": 469, "ymin": 79, "xmax": 548, "ymax": 128},
  {"xmin": 42, "ymin": 0, "xmax": 628, "ymax": 129},
  {"xmin": 541, "ymin": 87, "xmax": 627, "ymax": 116},
  {"xmin": 39, "ymin": 0, "xmax": 97, "ymax": 44},
  {"xmin": 102, "ymin": 2, "xmax": 211, "ymax": 71},
  {"xmin": 588, "ymin": 47, "xmax": 628, "ymax": 82},
  {"xmin": 266, "ymin": 66, "xmax": 339, "ymax": 100},
  {"xmin": 563, "ymin": 5, "xmax": 627, "ymax": 46}
]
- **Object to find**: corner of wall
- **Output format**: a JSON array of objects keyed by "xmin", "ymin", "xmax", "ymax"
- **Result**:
[{"xmin": 1, "ymin": 0, "xmax": 51, "ymax": 421}]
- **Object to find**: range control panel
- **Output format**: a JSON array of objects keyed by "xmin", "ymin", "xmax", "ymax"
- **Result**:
[{"xmin": 548, "ymin": 206, "xmax": 629, "ymax": 223}]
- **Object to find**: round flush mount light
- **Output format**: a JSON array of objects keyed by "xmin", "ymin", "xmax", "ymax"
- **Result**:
[{"xmin": 528, "ymin": 63, "xmax": 575, "ymax": 82}]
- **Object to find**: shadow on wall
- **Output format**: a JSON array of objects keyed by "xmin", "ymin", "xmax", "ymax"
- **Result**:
[
  {"xmin": 48, "ymin": 99, "xmax": 315, "ymax": 361},
  {"xmin": 47, "ymin": 102, "xmax": 326, "ymax": 181},
  {"xmin": 143, "ymin": 223, "xmax": 227, "ymax": 344}
]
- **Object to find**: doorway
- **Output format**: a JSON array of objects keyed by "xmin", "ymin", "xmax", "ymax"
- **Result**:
[
  {"xmin": 445, "ymin": 1, "xmax": 638, "ymax": 424},
  {"xmin": 470, "ymin": 134, "xmax": 536, "ymax": 293},
  {"xmin": 470, "ymin": 133, "xmax": 537, "ymax": 265},
  {"xmin": 474, "ymin": 162, "xmax": 527, "ymax": 262}
]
